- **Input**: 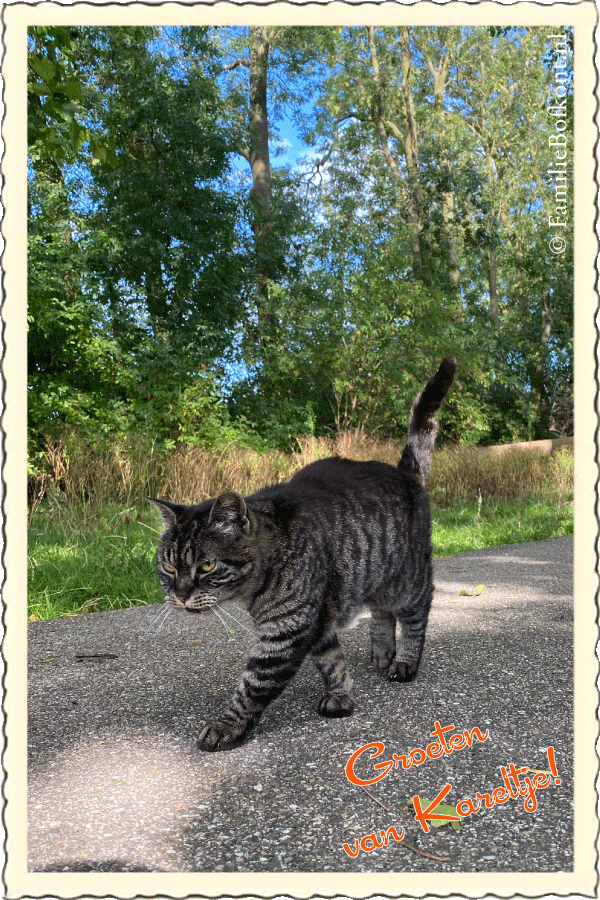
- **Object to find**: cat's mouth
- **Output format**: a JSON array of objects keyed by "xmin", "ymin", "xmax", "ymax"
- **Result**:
[{"xmin": 167, "ymin": 595, "xmax": 218, "ymax": 613}]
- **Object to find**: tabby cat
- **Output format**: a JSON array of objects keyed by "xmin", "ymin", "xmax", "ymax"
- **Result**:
[{"xmin": 149, "ymin": 356, "xmax": 457, "ymax": 752}]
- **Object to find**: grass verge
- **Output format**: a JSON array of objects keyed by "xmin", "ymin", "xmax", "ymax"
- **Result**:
[
  {"xmin": 431, "ymin": 495, "xmax": 573, "ymax": 557},
  {"xmin": 28, "ymin": 505, "xmax": 163, "ymax": 621}
]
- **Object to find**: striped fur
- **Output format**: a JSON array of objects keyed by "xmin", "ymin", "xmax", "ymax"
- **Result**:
[{"xmin": 149, "ymin": 357, "xmax": 456, "ymax": 752}]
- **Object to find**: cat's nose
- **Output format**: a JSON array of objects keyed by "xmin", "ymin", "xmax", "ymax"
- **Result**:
[{"xmin": 174, "ymin": 582, "xmax": 193, "ymax": 601}]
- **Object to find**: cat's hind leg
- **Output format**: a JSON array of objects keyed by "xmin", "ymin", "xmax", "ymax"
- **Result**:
[
  {"xmin": 371, "ymin": 600, "xmax": 430, "ymax": 683},
  {"xmin": 391, "ymin": 574, "xmax": 434, "ymax": 682},
  {"xmin": 385, "ymin": 619, "xmax": 424, "ymax": 682},
  {"xmin": 310, "ymin": 633, "xmax": 354, "ymax": 717},
  {"xmin": 369, "ymin": 608, "xmax": 397, "ymax": 674}
]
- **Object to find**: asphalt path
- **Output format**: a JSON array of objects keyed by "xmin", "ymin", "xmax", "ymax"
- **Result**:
[{"xmin": 27, "ymin": 536, "xmax": 574, "ymax": 875}]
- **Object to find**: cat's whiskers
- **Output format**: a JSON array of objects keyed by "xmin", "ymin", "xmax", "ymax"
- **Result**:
[
  {"xmin": 210, "ymin": 603, "xmax": 238, "ymax": 640},
  {"xmin": 216, "ymin": 603, "xmax": 254, "ymax": 635},
  {"xmin": 230, "ymin": 603, "xmax": 254, "ymax": 622},
  {"xmin": 145, "ymin": 602, "xmax": 165, "ymax": 629},
  {"xmin": 147, "ymin": 602, "xmax": 172, "ymax": 637},
  {"xmin": 145, "ymin": 603, "xmax": 161, "ymax": 624}
]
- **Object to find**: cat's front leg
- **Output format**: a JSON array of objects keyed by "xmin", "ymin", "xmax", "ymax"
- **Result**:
[
  {"xmin": 197, "ymin": 626, "xmax": 313, "ymax": 752},
  {"xmin": 197, "ymin": 711, "xmax": 260, "ymax": 752}
]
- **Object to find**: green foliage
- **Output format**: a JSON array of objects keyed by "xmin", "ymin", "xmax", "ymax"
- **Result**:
[
  {"xmin": 27, "ymin": 172, "xmax": 129, "ymax": 450},
  {"xmin": 27, "ymin": 25, "xmax": 573, "ymax": 459},
  {"xmin": 81, "ymin": 27, "xmax": 246, "ymax": 352},
  {"xmin": 28, "ymin": 26, "xmax": 117, "ymax": 169},
  {"xmin": 291, "ymin": 25, "xmax": 573, "ymax": 443},
  {"xmin": 28, "ymin": 26, "xmax": 253, "ymax": 453}
]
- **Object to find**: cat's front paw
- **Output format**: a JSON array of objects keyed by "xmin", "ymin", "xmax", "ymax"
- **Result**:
[
  {"xmin": 318, "ymin": 692, "xmax": 354, "ymax": 718},
  {"xmin": 385, "ymin": 660, "xmax": 418, "ymax": 682},
  {"xmin": 197, "ymin": 722, "xmax": 250, "ymax": 752}
]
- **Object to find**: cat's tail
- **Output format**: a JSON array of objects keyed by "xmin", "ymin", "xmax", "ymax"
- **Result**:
[{"xmin": 398, "ymin": 356, "xmax": 457, "ymax": 485}]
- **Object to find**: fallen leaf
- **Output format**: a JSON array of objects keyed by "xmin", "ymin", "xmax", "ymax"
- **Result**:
[
  {"xmin": 405, "ymin": 797, "xmax": 464, "ymax": 831},
  {"xmin": 459, "ymin": 584, "xmax": 486, "ymax": 597}
]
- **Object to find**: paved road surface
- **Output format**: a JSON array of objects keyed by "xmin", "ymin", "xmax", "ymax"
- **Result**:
[{"xmin": 27, "ymin": 537, "xmax": 574, "ymax": 875}]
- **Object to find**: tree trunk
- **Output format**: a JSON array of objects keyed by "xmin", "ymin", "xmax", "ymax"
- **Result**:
[
  {"xmin": 248, "ymin": 26, "xmax": 273, "ymax": 287},
  {"xmin": 441, "ymin": 189, "xmax": 460, "ymax": 292},
  {"xmin": 367, "ymin": 26, "xmax": 424, "ymax": 280},
  {"xmin": 531, "ymin": 290, "xmax": 553, "ymax": 438},
  {"xmin": 487, "ymin": 246, "xmax": 499, "ymax": 327},
  {"xmin": 399, "ymin": 27, "xmax": 425, "ymax": 279},
  {"xmin": 420, "ymin": 37, "xmax": 461, "ymax": 293}
]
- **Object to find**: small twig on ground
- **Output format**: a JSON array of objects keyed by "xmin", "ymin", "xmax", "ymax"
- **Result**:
[
  {"xmin": 358, "ymin": 784, "xmax": 394, "ymax": 812},
  {"xmin": 357, "ymin": 784, "xmax": 450, "ymax": 863}
]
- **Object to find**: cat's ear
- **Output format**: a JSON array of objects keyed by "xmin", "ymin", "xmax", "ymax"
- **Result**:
[
  {"xmin": 147, "ymin": 497, "xmax": 182, "ymax": 529},
  {"xmin": 209, "ymin": 490, "xmax": 251, "ymax": 535}
]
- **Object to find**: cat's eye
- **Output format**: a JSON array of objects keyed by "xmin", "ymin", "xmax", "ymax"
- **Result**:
[
  {"xmin": 200, "ymin": 560, "xmax": 216, "ymax": 573},
  {"xmin": 163, "ymin": 563, "xmax": 176, "ymax": 574}
]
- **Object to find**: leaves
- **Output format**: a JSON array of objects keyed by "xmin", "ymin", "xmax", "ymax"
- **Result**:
[
  {"xmin": 405, "ymin": 797, "xmax": 464, "ymax": 830},
  {"xmin": 459, "ymin": 584, "xmax": 487, "ymax": 597},
  {"xmin": 28, "ymin": 27, "xmax": 118, "ymax": 170}
]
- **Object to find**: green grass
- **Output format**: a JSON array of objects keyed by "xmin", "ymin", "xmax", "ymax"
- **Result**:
[
  {"xmin": 27, "ymin": 493, "xmax": 574, "ymax": 621},
  {"xmin": 431, "ymin": 495, "xmax": 573, "ymax": 558},
  {"xmin": 27, "ymin": 504, "xmax": 164, "ymax": 621}
]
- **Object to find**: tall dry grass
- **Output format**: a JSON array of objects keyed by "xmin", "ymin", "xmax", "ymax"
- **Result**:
[
  {"xmin": 428, "ymin": 445, "xmax": 573, "ymax": 505},
  {"xmin": 29, "ymin": 428, "xmax": 573, "ymax": 518}
]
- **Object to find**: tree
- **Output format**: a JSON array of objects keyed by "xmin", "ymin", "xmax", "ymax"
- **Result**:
[
  {"xmin": 28, "ymin": 27, "xmax": 126, "ymax": 451},
  {"xmin": 300, "ymin": 25, "xmax": 573, "ymax": 441},
  {"xmin": 28, "ymin": 172, "xmax": 128, "ymax": 451},
  {"xmin": 79, "ymin": 27, "xmax": 247, "ymax": 442},
  {"xmin": 28, "ymin": 26, "xmax": 250, "ymax": 449},
  {"xmin": 28, "ymin": 25, "xmax": 573, "ymax": 453},
  {"xmin": 214, "ymin": 27, "xmax": 313, "ymax": 348}
]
